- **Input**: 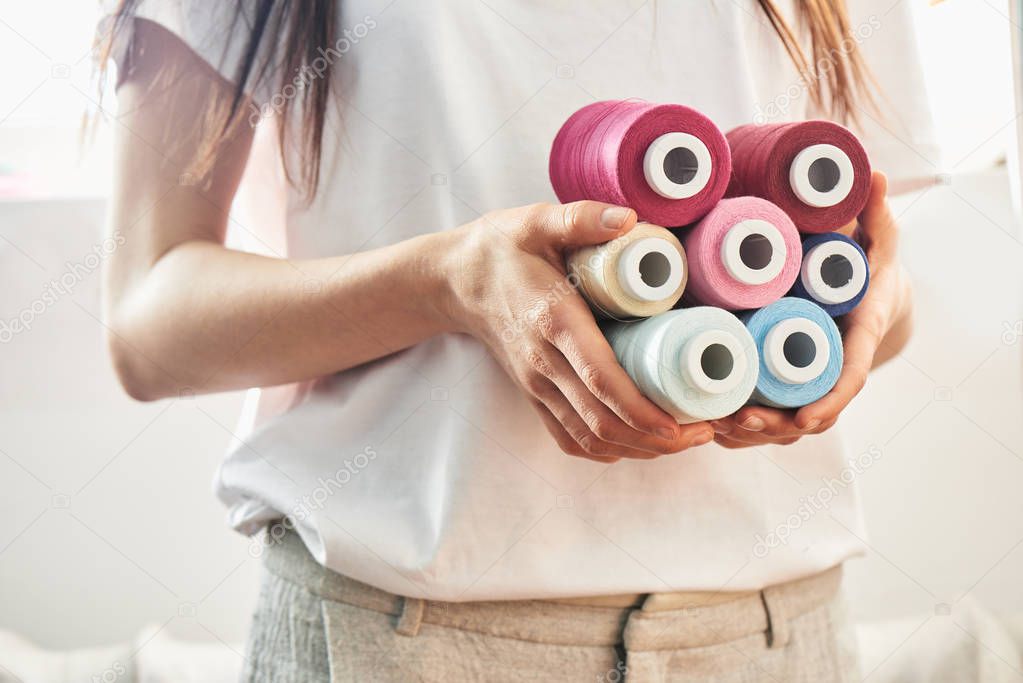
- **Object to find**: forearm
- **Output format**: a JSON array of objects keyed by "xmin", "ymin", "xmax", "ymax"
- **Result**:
[{"xmin": 107, "ymin": 230, "xmax": 460, "ymax": 400}]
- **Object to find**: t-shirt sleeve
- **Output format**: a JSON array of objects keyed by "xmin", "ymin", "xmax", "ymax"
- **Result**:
[
  {"xmin": 842, "ymin": 1, "xmax": 943, "ymax": 195},
  {"xmin": 96, "ymin": 0, "xmax": 276, "ymax": 106}
]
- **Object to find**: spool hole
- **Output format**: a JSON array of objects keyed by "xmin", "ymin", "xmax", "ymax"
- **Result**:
[
  {"xmin": 700, "ymin": 343, "xmax": 735, "ymax": 381},
  {"xmin": 782, "ymin": 332, "xmax": 816, "ymax": 369},
  {"xmin": 739, "ymin": 233, "xmax": 774, "ymax": 271},
  {"xmin": 663, "ymin": 146, "xmax": 699, "ymax": 185},
  {"xmin": 808, "ymin": 157, "xmax": 841, "ymax": 193},
  {"xmin": 820, "ymin": 254, "xmax": 854, "ymax": 288},
  {"xmin": 637, "ymin": 251, "xmax": 671, "ymax": 288}
]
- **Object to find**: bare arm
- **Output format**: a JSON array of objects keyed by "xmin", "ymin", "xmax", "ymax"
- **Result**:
[
  {"xmin": 104, "ymin": 22, "xmax": 714, "ymax": 459},
  {"xmin": 103, "ymin": 23, "xmax": 459, "ymax": 399}
]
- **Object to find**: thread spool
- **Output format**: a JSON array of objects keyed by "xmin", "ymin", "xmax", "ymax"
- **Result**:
[
  {"xmin": 678, "ymin": 197, "xmax": 801, "ymax": 311},
  {"xmin": 788, "ymin": 232, "xmax": 869, "ymax": 317},
  {"xmin": 550, "ymin": 100, "xmax": 731, "ymax": 226},
  {"xmin": 741, "ymin": 298, "xmax": 843, "ymax": 409},
  {"xmin": 603, "ymin": 307, "xmax": 759, "ymax": 423},
  {"xmin": 726, "ymin": 121, "xmax": 871, "ymax": 233},
  {"xmin": 568, "ymin": 224, "xmax": 687, "ymax": 319}
]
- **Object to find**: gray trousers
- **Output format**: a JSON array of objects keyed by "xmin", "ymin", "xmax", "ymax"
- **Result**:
[{"xmin": 242, "ymin": 529, "xmax": 858, "ymax": 682}]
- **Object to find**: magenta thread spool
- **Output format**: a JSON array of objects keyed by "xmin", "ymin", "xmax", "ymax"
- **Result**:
[
  {"xmin": 726, "ymin": 121, "xmax": 871, "ymax": 233},
  {"xmin": 549, "ymin": 100, "xmax": 731, "ymax": 226},
  {"xmin": 678, "ymin": 197, "xmax": 801, "ymax": 311}
]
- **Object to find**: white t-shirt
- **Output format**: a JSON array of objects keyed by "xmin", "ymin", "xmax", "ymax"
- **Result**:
[{"xmin": 106, "ymin": 0, "xmax": 939, "ymax": 601}]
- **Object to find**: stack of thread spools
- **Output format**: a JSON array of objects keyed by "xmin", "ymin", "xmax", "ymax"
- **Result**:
[{"xmin": 549, "ymin": 100, "xmax": 871, "ymax": 423}]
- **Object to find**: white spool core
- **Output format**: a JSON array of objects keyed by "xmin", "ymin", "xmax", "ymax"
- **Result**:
[
  {"xmin": 789, "ymin": 144, "xmax": 855, "ymax": 208},
  {"xmin": 643, "ymin": 132, "xmax": 713, "ymax": 199},
  {"xmin": 720, "ymin": 219, "xmax": 787, "ymax": 285},
  {"xmin": 763, "ymin": 317, "xmax": 830, "ymax": 384},
  {"xmin": 800, "ymin": 240, "xmax": 867, "ymax": 305},
  {"xmin": 681, "ymin": 329, "xmax": 747, "ymax": 395},
  {"xmin": 616, "ymin": 237, "xmax": 685, "ymax": 303}
]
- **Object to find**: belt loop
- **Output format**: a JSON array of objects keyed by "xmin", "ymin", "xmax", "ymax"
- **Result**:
[
  {"xmin": 395, "ymin": 597, "xmax": 425, "ymax": 637},
  {"xmin": 760, "ymin": 587, "xmax": 790, "ymax": 649}
]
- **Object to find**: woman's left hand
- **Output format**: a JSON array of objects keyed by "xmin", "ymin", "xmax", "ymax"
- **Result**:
[{"xmin": 711, "ymin": 171, "xmax": 914, "ymax": 449}]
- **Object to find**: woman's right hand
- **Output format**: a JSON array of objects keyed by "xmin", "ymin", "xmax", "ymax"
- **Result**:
[{"xmin": 441, "ymin": 201, "xmax": 715, "ymax": 463}]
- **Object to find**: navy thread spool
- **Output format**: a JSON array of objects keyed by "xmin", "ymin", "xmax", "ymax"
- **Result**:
[{"xmin": 789, "ymin": 232, "xmax": 869, "ymax": 316}]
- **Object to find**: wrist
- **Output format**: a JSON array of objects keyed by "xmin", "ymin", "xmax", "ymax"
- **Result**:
[{"xmin": 416, "ymin": 225, "xmax": 478, "ymax": 336}]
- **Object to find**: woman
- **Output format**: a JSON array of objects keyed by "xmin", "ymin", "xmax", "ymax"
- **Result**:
[{"xmin": 97, "ymin": 1, "xmax": 932, "ymax": 680}]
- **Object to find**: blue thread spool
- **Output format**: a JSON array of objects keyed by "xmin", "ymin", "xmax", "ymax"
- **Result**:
[{"xmin": 742, "ymin": 298, "xmax": 843, "ymax": 409}]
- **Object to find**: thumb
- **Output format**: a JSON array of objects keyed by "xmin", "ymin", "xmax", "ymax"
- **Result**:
[
  {"xmin": 521, "ymin": 201, "xmax": 637, "ymax": 253},
  {"xmin": 856, "ymin": 171, "xmax": 893, "ymax": 245}
]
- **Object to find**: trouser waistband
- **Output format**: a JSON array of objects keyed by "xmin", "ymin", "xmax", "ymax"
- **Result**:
[{"xmin": 261, "ymin": 524, "xmax": 842, "ymax": 651}]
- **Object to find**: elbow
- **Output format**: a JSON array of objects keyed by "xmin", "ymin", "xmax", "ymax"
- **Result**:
[{"xmin": 106, "ymin": 323, "xmax": 171, "ymax": 402}]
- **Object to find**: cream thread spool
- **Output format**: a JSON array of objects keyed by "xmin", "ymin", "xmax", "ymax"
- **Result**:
[{"xmin": 568, "ymin": 223, "xmax": 687, "ymax": 320}]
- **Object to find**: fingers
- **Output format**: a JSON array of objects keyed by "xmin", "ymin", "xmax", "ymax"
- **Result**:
[
  {"xmin": 857, "ymin": 171, "xmax": 890, "ymax": 234},
  {"xmin": 732, "ymin": 404, "xmax": 802, "ymax": 437},
  {"xmin": 530, "ymin": 387, "xmax": 677, "ymax": 461},
  {"xmin": 714, "ymin": 434, "xmax": 754, "ymax": 449},
  {"xmin": 855, "ymin": 171, "xmax": 897, "ymax": 254},
  {"xmin": 713, "ymin": 403, "xmax": 838, "ymax": 444},
  {"xmin": 546, "ymin": 340, "xmax": 717, "ymax": 453},
  {"xmin": 714, "ymin": 433, "xmax": 801, "ymax": 449},
  {"xmin": 515, "ymin": 201, "xmax": 638, "ymax": 253},
  {"xmin": 532, "ymin": 401, "xmax": 620, "ymax": 464},
  {"xmin": 538, "ymin": 300, "xmax": 713, "ymax": 445},
  {"xmin": 794, "ymin": 317, "xmax": 877, "ymax": 429}
]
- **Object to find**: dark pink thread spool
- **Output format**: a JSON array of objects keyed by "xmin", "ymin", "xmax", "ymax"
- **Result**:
[
  {"xmin": 550, "ymin": 100, "xmax": 731, "ymax": 226},
  {"xmin": 679, "ymin": 196, "xmax": 801, "ymax": 311},
  {"xmin": 726, "ymin": 121, "xmax": 871, "ymax": 233}
]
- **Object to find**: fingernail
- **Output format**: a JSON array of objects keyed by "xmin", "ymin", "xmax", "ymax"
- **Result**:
[
  {"xmin": 689, "ymin": 431, "xmax": 713, "ymax": 447},
  {"xmin": 711, "ymin": 420, "xmax": 731, "ymax": 435},
  {"xmin": 657, "ymin": 427, "xmax": 677, "ymax": 441},
  {"xmin": 740, "ymin": 417, "xmax": 765, "ymax": 432},
  {"xmin": 600, "ymin": 206, "xmax": 632, "ymax": 231},
  {"xmin": 802, "ymin": 419, "xmax": 821, "ymax": 433}
]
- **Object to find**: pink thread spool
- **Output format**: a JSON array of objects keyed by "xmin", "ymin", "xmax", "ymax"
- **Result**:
[
  {"xmin": 726, "ymin": 121, "xmax": 871, "ymax": 233},
  {"xmin": 679, "ymin": 197, "xmax": 801, "ymax": 311},
  {"xmin": 550, "ymin": 100, "xmax": 731, "ymax": 226}
]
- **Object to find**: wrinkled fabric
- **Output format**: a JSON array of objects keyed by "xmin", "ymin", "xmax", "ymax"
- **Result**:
[
  {"xmin": 243, "ymin": 528, "xmax": 859, "ymax": 682},
  {"xmin": 101, "ymin": 0, "xmax": 937, "ymax": 601}
]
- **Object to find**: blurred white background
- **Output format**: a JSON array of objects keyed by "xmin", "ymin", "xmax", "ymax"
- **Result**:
[{"xmin": 1, "ymin": 0, "xmax": 1022, "ymax": 680}]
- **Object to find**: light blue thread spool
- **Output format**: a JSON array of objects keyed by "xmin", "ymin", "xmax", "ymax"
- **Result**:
[
  {"xmin": 603, "ymin": 307, "xmax": 759, "ymax": 423},
  {"xmin": 741, "ymin": 297, "xmax": 843, "ymax": 409}
]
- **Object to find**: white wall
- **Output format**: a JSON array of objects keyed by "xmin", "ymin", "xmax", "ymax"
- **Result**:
[
  {"xmin": 0, "ymin": 198, "xmax": 255, "ymax": 652},
  {"xmin": 843, "ymin": 168, "xmax": 1023, "ymax": 625}
]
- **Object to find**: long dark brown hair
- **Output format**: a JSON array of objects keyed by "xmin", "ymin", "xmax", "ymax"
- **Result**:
[
  {"xmin": 96, "ymin": 0, "xmax": 871, "ymax": 201},
  {"xmin": 96, "ymin": 0, "xmax": 336, "ymax": 201}
]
